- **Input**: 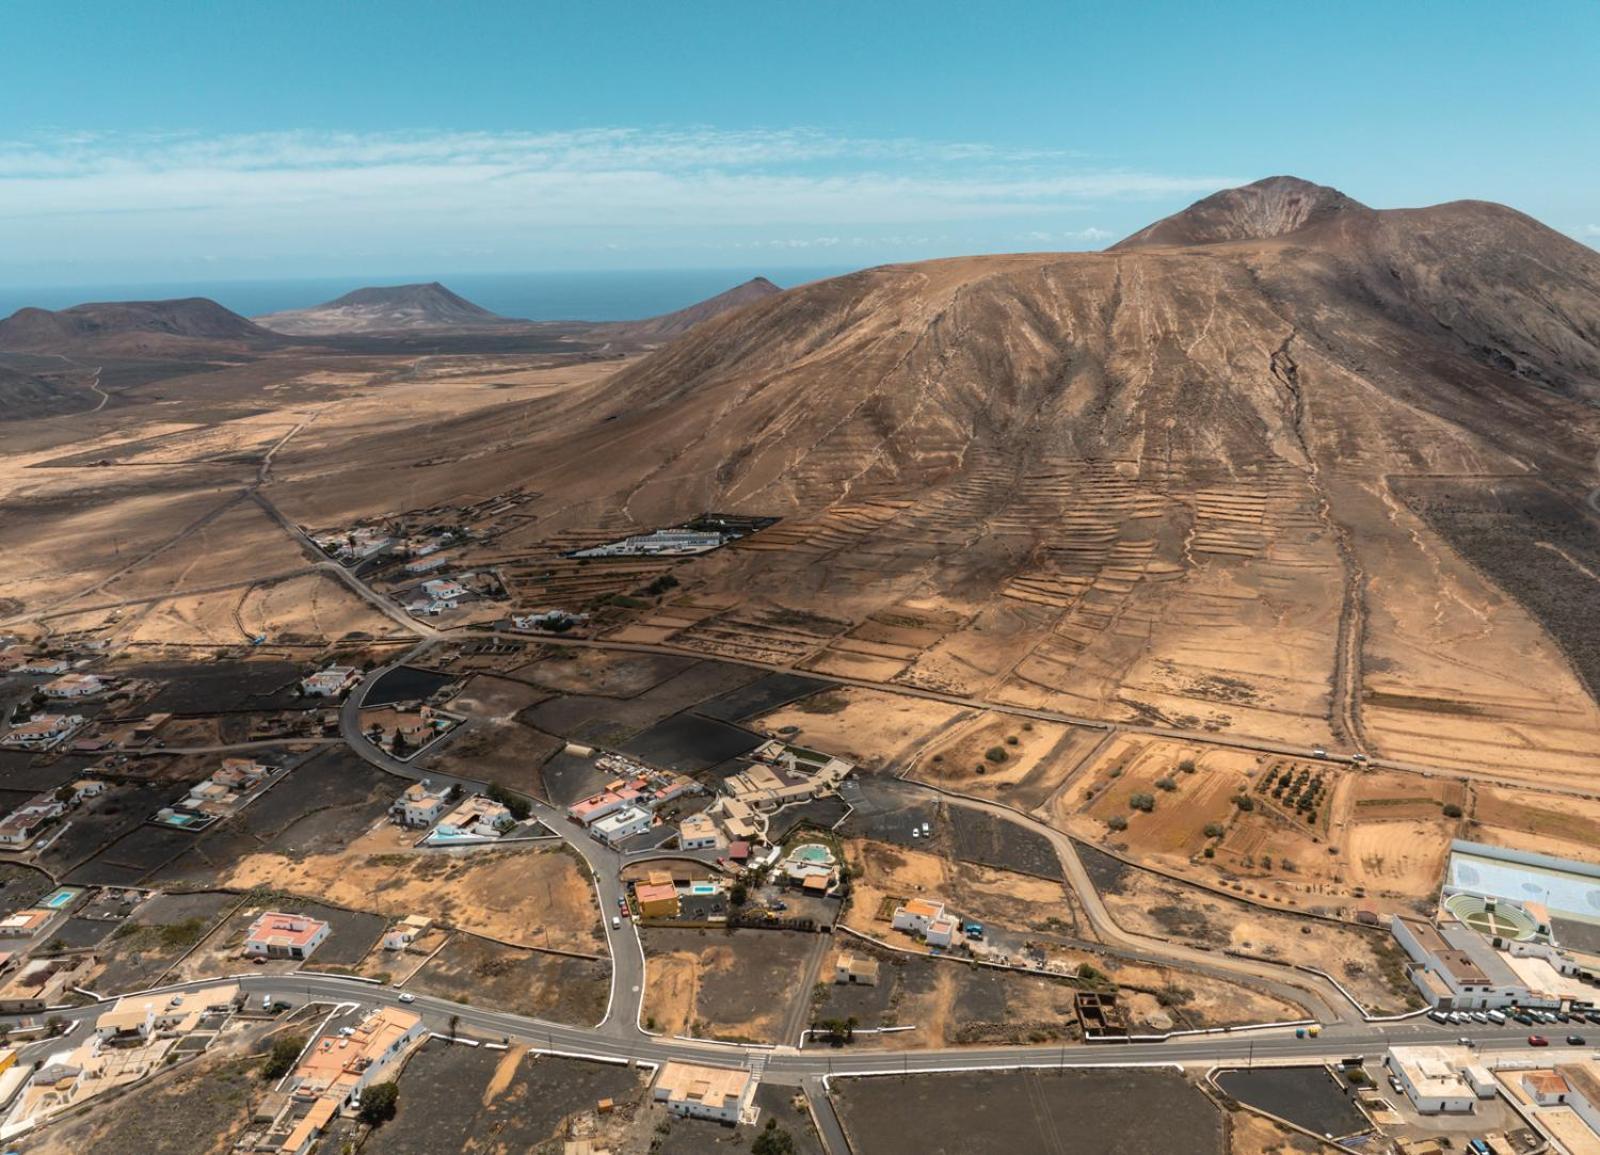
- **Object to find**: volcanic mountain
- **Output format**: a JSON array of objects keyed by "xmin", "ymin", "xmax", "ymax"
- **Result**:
[
  {"xmin": 597, "ymin": 276, "xmax": 783, "ymax": 343},
  {"xmin": 0, "ymin": 297, "xmax": 276, "ymax": 356},
  {"xmin": 254, "ymin": 281, "xmax": 515, "ymax": 335},
  {"xmin": 380, "ymin": 175, "xmax": 1600, "ymax": 764}
]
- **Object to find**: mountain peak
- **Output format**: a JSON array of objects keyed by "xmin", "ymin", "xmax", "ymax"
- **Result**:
[
  {"xmin": 254, "ymin": 281, "xmax": 513, "ymax": 335},
  {"xmin": 1112, "ymin": 176, "xmax": 1369, "ymax": 250}
]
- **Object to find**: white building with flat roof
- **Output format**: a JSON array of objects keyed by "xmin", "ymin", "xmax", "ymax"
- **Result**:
[
  {"xmin": 1385, "ymin": 1046, "xmax": 1477, "ymax": 1115},
  {"xmin": 591, "ymin": 805, "xmax": 651, "ymax": 847},
  {"xmin": 651, "ymin": 1061, "xmax": 755, "ymax": 1123}
]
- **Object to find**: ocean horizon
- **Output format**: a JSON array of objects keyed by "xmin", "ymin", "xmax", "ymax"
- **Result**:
[{"xmin": 0, "ymin": 266, "xmax": 854, "ymax": 325}]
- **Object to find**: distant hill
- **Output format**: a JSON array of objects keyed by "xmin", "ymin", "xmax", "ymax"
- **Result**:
[
  {"xmin": 599, "ymin": 276, "xmax": 783, "ymax": 343},
  {"xmin": 0, "ymin": 364, "xmax": 85, "ymax": 421},
  {"xmin": 0, "ymin": 297, "xmax": 276, "ymax": 355},
  {"xmin": 254, "ymin": 282, "xmax": 516, "ymax": 335}
]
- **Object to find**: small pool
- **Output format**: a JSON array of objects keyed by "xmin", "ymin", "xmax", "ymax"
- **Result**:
[
  {"xmin": 791, "ymin": 844, "xmax": 833, "ymax": 864},
  {"xmin": 41, "ymin": 887, "xmax": 82, "ymax": 909},
  {"xmin": 688, "ymin": 882, "xmax": 720, "ymax": 896}
]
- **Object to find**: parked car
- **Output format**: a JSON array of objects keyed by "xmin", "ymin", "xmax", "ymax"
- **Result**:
[
  {"xmin": 1514, "ymin": 1012, "xmax": 1536, "ymax": 1025},
  {"xmin": 1529, "ymin": 1035, "xmax": 1550, "ymax": 1047},
  {"xmin": 1471, "ymin": 1011, "xmax": 1490, "ymax": 1023},
  {"xmin": 1487, "ymin": 1010, "xmax": 1507, "ymax": 1024}
]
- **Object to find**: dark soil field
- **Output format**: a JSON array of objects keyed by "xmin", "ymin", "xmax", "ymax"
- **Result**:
[
  {"xmin": 696, "ymin": 672, "xmax": 832, "ymax": 721},
  {"xmin": 125, "ymin": 659, "xmax": 305, "ymax": 714},
  {"xmin": 243, "ymin": 747, "xmax": 397, "ymax": 853},
  {"xmin": 361, "ymin": 664, "xmax": 457, "ymax": 706},
  {"xmin": 0, "ymin": 750, "xmax": 86, "ymax": 792},
  {"xmin": 204, "ymin": 896, "xmax": 384, "ymax": 968},
  {"xmin": 41, "ymin": 781, "xmax": 176, "ymax": 878},
  {"xmin": 838, "ymin": 777, "xmax": 941, "ymax": 848},
  {"xmin": 766, "ymin": 795, "xmax": 852, "ymax": 842},
  {"xmin": 0, "ymin": 862, "xmax": 53, "ymax": 915},
  {"xmin": 833, "ymin": 1068, "xmax": 1225, "ymax": 1155},
  {"xmin": 407, "ymin": 933, "xmax": 610, "ymax": 1026},
  {"xmin": 516, "ymin": 649, "xmax": 697, "ymax": 697},
  {"xmin": 619, "ymin": 712, "xmax": 765, "ymax": 772},
  {"xmin": 47, "ymin": 916, "xmax": 120, "ymax": 950},
  {"xmin": 384, "ymin": 1043, "xmax": 644, "ymax": 1154},
  {"xmin": 537, "ymin": 748, "xmax": 613, "ymax": 805},
  {"xmin": 1216, "ymin": 1067, "xmax": 1370, "ymax": 1138},
  {"xmin": 91, "ymin": 890, "xmax": 241, "ymax": 991},
  {"xmin": 947, "ymin": 806, "xmax": 1064, "ymax": 880}
]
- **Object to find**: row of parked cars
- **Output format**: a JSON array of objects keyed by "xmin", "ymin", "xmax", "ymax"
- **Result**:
[{"xmin": 1429, "ymin": 1005, "xmax": 1600, "ymax": 1030}]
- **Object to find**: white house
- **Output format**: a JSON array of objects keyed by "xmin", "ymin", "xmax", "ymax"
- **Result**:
[
  {"xmin": 301, "ymin": 666, "xmax": 358, "ymax": 697},
  {"xmin": 392, "ymin": 780, "xmax": 451, "ymax": 827},
  {"xmin": 652, "ymin": 1062, "xmax": 754, "ymax": 1123},
  {"xmin": 40, "ymin": 674, "xmax": 104, "ymax": 699},
  {"xmin": 1384, "ymin": 1047, "xmax": 1478, "ymax": 1115},
  {"xmin": 591, "ymin": 805, "xmax": 652, "ymax": 847},
  {"xmin": 925, "ymin": 914, "xmax": 959, "ymax": 948},
  {"xmin": 678, "ymin": 813, "xmax": 725, "ymax": 851},
  {"xmin": 892, "ymin": 898, "xmax": 946, "ymax": 936}
]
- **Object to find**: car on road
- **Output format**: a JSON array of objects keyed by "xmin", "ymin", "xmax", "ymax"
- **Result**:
[
  {"xmin": 1529, "ymin": 1035, "xmax": 1550, "ymax": 1047},
  {"xmin": 1312, "ymin": 747, "xmax": 1328, "ymax": 758},
  {"xmin": 1568, "ymin": 1034, "xmax": 1587, "ymax": 1046},
  {"xmin": 398, "ymin": 992, "xmax": 415, "ymax": 1003},
  {"xmin": 611, "ymin": 915, "xmax": 621, "ymax": 929}
]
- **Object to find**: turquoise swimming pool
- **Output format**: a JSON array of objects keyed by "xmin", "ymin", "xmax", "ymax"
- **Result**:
[
  {"xmin": 688, "ymin": 882, "xmax": 720, "ymax": 896},
  {"xmin": 791, "ymin": 844, "xmax": 833, "ymax": 864},
  {"xmin": 42, "ymin": 887, "xmax": 81, "ymax": 909}
]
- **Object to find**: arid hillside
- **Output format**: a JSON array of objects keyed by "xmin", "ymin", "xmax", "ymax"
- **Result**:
[
  {"xmin": 286, "ymin": 176, "xmax": 1595, "ymax": 772},
  {"xmin": 0, "ymin": 296, "xmax": 279, "ymax": 355}
]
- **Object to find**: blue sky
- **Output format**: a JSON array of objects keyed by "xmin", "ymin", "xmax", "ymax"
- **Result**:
[{"xmin": 2, "ymin": 0, "xmax": 1597, "ymax": 285}]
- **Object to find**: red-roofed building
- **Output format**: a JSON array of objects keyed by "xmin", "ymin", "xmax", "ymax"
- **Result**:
[{"xmin": 243, "ymin": 912, "xmax": 329, "ymax": 960}]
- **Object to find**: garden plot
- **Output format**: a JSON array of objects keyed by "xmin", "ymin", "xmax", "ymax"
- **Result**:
[
  {"xmin": 945, "ymin": 807, "xmax": 1064, "ymax": 880},
  {"xmin": 911, "ymin": 715, "xmax": 1099, "ymax": 810},
  {"xmin": 407, "ymin": 934, "xmax": 610, "ymax": 1026},
  {"xmin": 91, "ymin": 893, "xmax": 248, "ymax": 992},
  {"xmin": 842, "ymin": 838, "xmax": 1081, "ymax": 944},
  {"xmin": 1076, "ymin": 844, "xmax": 1419, "ymax": 1015},
  {"xmin": 173, "ymin": 896, "xmax": 385, "ymax": 979},
  {"xmin": 119, "ymin": 659, "xmax": 304, "ymax": 714}
]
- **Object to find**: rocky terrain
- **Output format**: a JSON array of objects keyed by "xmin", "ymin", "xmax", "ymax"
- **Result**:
[{"xmin": 255, "ymin": 281, "xmax": 518, "ymax": 335}]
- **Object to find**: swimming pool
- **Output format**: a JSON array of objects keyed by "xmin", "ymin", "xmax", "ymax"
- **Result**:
[
  {"xmin": 688, "ymin": 882, "xmax": 720, "ymax": 896},
  {"xmin": 791, "ymin": 844, "xmax": 833, "ymax": 864},
  {"xmin": 41, "ymin": 887, "xmax": 81, "ymax": 909}
]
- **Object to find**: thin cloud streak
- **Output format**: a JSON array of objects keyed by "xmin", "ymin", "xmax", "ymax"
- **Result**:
[{"xmin": 0, "ymin": 127, "xmax": 1240, "ymax": 275}]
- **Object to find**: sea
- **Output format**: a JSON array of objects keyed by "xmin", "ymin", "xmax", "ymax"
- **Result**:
[{"xmin": 0, "ymin": 267, "xmax": 853, "ymax": 323}]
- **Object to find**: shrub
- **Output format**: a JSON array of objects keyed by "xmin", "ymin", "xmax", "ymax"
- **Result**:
[
  {"xmin": 984, "ymin": 747, "xmax": 1008, "ymax": 764},
  {"xmin": 1442, "ymin": 803, "xmax": 1463, "ymax": 818},
  {"xmin": 1128, "ymin": 793, "xmax": 1155, "ymax": 813},
  {"xmin": 1203, "ymin": 847, "xmax": 1215, "ymax": 858},
  {"xmin": 1233, "ymin": 795, "xmax": 1255, "ymax": 811},
  {"xmin": 261, "ymin": 1035, "xmax": 306, "ymax": 1080},
  {"xmin": 358, "ymin": 1081, "xmax": 399, "ymax": 1125},
  {"xmin": 1106, "ymin": 815, "xmax": 1129, "ymax": 832},
  {"xmin": 752, "ymin": 1119, "xmax": 796, "ymax": 1155},
  {"xmin": 1154, "ymin": 776, "xmax": 1177, "ymax": 792},
  {"xmin": 1005, "ymin": 735, "xmax": 1019, "ymax": 746},
  {"xmin": 1202, "ymin": 823, "xmax": 1225, "ymax": 839},
  {"xmin": 1178, "ymin": 757, "xmax": 1197, "ymax": 773}
]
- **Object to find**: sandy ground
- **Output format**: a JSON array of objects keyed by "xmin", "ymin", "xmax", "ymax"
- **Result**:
[
  {"xmin": 910, "ymin": 714, "xmax": 1100, "ymax": 809},
  {"xmin": 221, "ymin": 825, "xmax": 603, "ymax": 953},
  {"xmin": 1466, "ymin": 783, "xmax": 1600, "ymax": 865},
  {"xmin": 753, "ymin": 687, "xmax": 969, "ymax": 771},
  {"xmin": 842, "ymin": 838, "xmax": 1079, "ymax": 943}
]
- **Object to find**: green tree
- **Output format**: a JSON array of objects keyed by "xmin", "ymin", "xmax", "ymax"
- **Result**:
[
  {"xmin": 1203, "ymin": 823, "xmax": 1225, "ymax": 838},
  {"xmin": 1106, "ymin": 814, "xmax": 1128, "ymax": 832},
  {"xmin": 1154, "ymin": 776, "xmax": 1177, "ymax": 792},
  {"xmin": 1128, "ymin": 793, "xmax": 1155, "ymax": 813},
  {"xmin": 358, "ymin": 1081, "xmax": 399, "ymax": 1125},
  {"xmin": 751, "ymin": 1118, "xmax": 796, "ymax": 1155},
  {"xmin": 485, "ymin": 783, "xmax": 531, "ymax": 821},
  {"xmin": 729, "ymin": 881, "xmax": 748, "ymax": 906},
  {"xmin": 984, "ymin": 746, "xmax": 1008, "ymax": 764},
  {"xmin": 261, "ymin": 1035, "xmax": 305, "ymax": 1079},
  {"xmin": 1442, "ymin": 803, "xmax": 1463, "ymax": 818}
]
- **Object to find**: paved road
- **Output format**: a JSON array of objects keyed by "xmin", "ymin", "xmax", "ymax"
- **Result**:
[
  {"xmin": 337, "ymin": 652, "xmax": 648, "ymax": 1039},
  {"xmin": 22, "ymin": 970, "xmax": 1577, "ymax": 1084},
  {"xmin": 930, "ymin": 789, "xmax": 1360, "ymax": 1025}
]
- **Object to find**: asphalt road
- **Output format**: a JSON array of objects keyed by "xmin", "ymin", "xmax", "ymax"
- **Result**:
[
  {"xmin": 338, "ymin": 653, "xmax": 648, "ymax": 1039},
  {"xmin": 21, "ymin": 970, "xmax": 1584, "ymax": 1085}
]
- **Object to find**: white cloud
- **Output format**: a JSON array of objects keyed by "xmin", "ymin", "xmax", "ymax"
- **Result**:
[{"xmin": 0, "ymin": 127, "xmax": 1240, "ymax": 273}]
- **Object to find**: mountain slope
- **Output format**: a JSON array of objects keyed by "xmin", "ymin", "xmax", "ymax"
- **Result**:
[
  {"xmin": 0, "ymin": 364, "xmax": 85, "ymax": 420},
  {"xmin": 255, "ymin": 282, "xmax": 515, "ymax": 335},
  {"xmin": 419, "ymin": 178, "xmax": 1600, "ymax": 765},
  {"xmin": 0, "ymin": 298, "xmax": 276, "ymax": 355},
  {"xmin": 598, "ymin": 276, "xmax": 783, "ymax": 343},
  {"xmin": 1112, "ymin": 175, "xmax": 1369, "ymax": 249}
]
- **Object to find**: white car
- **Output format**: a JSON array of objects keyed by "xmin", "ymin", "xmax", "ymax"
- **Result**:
[{"xmin": 397, "ymin": 992, "xmax": 416, "ymax": 1004}]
